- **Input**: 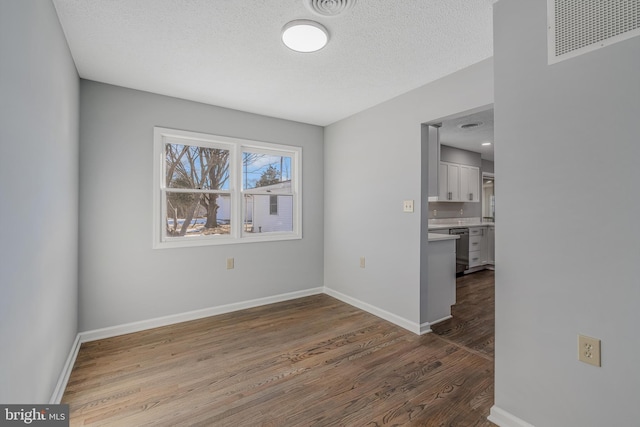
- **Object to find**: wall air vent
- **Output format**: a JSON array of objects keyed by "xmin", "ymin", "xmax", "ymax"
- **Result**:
[
  {"xmin": 547, "ymin": 0, "xmax": 640, "ymax": 64},
  {"xmin": 304, "ymin": 0, "xmax": 357, "ymax": 17}
]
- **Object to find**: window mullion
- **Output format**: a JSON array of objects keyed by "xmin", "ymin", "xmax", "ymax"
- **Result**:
[{"xmin": 231, "ymin": 142, "xmax": 242, "ymax": 239}]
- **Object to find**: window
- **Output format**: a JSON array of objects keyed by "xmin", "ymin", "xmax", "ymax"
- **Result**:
[{"xmin": 153, "ymin": 127, "xmax": 301, "ymax": 248}]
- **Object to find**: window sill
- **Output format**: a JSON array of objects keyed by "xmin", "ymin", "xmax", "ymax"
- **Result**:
[{"xmin": 153, "ymin": 233, "xmax": 302, "ymax": 249}]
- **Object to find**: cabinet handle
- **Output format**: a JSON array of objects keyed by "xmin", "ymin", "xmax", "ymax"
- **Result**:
[
  {"xmin": 469, "ymin": 193, "xmax": 473, "ymax": 201},
  {"xmin": 448, "ymin": 191, "xmax": 452, "ymax": 200}
]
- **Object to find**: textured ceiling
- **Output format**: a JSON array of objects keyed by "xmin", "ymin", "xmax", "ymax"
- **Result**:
[{"xmin": 52, "ymin": 0, "xmax": 494, "ymax": 126}]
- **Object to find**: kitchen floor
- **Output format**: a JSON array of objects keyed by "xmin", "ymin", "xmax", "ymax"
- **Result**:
[{"xmin": 430, "ymin": 269, "xmax": 495, "ymax": 360}]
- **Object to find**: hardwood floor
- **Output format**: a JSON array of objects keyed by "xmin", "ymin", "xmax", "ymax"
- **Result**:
[
  {"xmin": 431, "ymin": 270, "xmax": 495, "ymax": 360},
  {"xmin": 63, "ymin": 273, "xmax": 495, "ymax": 426}
]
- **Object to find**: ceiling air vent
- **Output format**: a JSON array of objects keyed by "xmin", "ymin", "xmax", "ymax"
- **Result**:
[
  {"xmin": 548, "ymin": 0, "xmax": 640, "ymax": 64},
  {"xmin": 458, "ymin": 122, "xmax": 483, "ymax": 130},
  {"xmin": 304, "ymin": 0, "xmax": 357, "ymax": 17}
]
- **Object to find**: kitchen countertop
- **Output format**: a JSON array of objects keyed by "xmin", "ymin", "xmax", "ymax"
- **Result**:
[
  {"xmin": 428, "ymin": 233, "xmax": 460, "ymax": 242},
  {"xmin": 428, "ymin": 218, "xmax": 495, "ymax": 230}
]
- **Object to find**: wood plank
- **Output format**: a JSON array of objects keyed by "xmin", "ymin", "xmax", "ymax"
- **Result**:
[
  {"xmin": 431, "ymin": 270, "xmax": 495, "ymax": 359},
  {"xmin": 63, "ymin": 276, "xmax": 496, "ymax": 426}
]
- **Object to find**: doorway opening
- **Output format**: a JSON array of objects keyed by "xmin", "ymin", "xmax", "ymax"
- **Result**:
[{"xmin": 424, "ymin": 106, "xmax": 496, "ymax": 357}]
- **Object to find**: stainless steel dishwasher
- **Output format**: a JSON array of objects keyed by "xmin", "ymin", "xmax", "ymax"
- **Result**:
[{"xmin": 449, "ymin": 228, "xmax": 469, "ymax": 274}]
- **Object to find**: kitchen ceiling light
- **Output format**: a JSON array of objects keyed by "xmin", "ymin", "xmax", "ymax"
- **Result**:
[
  {"xmin": 482, "ymin": 142, "xmax": 492, "ymax": 146},
  {"xmin": 282, "ymin": 20, "xmax": 329, "ymax": 53}
]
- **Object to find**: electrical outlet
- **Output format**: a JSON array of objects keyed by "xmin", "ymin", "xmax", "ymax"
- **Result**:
[
  {"xmin": 403, "ymin": 200, "xmax": 414, "ymax": 213},
  {"xmin": 359, "ymin": 257, "xmax": 365, "ymax": 268},
  {"xmin": 433, "ymin": 209, "xmax": 437, "ymax": 217},
  {"xmin": 226, "ymin": 258, "xmax": 234, "ymax": 269},
  {"xmin": 578, "ymin": 335, "xmax": 601, "ymax": 367},
  {"xmin": 460, "ymin": 208, "xmax": 464, "ymax": 215}
]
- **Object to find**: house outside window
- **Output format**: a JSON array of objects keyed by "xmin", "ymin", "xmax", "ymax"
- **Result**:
[{"xmin": 153, "ymin": 127, "xmax": 301, "ymax": 248}]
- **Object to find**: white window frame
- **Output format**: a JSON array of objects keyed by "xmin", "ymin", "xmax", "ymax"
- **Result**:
[{"xmin": 153, "ymin": 127, "xmax": 302, "ymax": 249}]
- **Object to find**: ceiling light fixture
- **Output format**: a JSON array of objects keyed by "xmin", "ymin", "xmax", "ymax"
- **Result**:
[
  {"xmin": 282, "ymin": 20, "xmax": 329, "ymax": 53},
  {"xmin": 482, "ymin": 142, "xmax": 492, "ymax": 146}
]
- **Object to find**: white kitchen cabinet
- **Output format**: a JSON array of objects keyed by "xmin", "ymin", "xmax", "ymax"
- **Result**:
[
  {"xmin": 429, "ymin": 223, "xmax": 495, "ymax": 273},
  {"xmin": 460, "ymin": 165, "xmax": 480, "ymax": 202},
  {"xmin": 469, "ymin": 250, "xmax": 482, "ymax": 268},
  {"xmin": 439, "ymin": 162, "xmax": 459, "ymax": 201},
  {"xmin": 469, "ymin": 226, "xmax": 487, "ymax": 267},
  {"xmin": 469, "ymin": 234, "xmax": 483, "ymax": 256},
  {"xmin": 439, "ymin": 161, "xmax": 479, "ymax": 202}
]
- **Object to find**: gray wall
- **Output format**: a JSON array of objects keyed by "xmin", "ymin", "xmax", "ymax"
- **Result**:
[
  {"xmin": 325, "ymin": 59, "xmax": 493, "ymax": 328},
  {"xmin": 481, "ymin": 159, "xmax": 494, "ymax": 174},
  {"xmin": 493, "ymin": 1, "xmax": 640, "ymax": 426},
  {"xmin": 0, "ymin": 1, "xmax": 79, "ymax": 403},
  {"xmin": 79, "ymin": 81, "xmax": 324, "ymax": 331},
  {"xmin": 440, "ymin": 144, "xmax": 481, "ymax": 167}
]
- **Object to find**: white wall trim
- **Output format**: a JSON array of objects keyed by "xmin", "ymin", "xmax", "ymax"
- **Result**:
[
  {"xmin": 323, "ymin": 287, "xmax": 421, "ymax": 334},
  {"xmin": 50, "ymin": 287, "xmax": 323, "ymax": 402},
  {"xmin": 488, "ymin": 406, "xmax": 536, "ymax": 427},
  {"xmin": 429, "ymin": 315, "xmax": 453, "ymax": 326},
  {"xmin": 51, "ymin": 286, "xmax": 421, "ymax": 402},
  {"xmin": 49, "ymin": 334, "xmax": 81, "ymax": 404},
  {"xmin": 419, "ymin": 322, "xmax": 432, "ymax": 335},
  {"xmin": 420, "ymin": 315, "xmax": 453, "ymax": 333},
  {"xmin": 419, "ymin": 314, "xmax": 452, "ymax": 335},
  {"xmin": 79, "ymin": 287, "xmax": 324, "ymax": 343}
]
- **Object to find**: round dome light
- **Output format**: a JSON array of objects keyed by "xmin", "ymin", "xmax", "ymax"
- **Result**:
[{"xmin": 282, "ymin": 20, "xmax": 329, "ymax": 53}]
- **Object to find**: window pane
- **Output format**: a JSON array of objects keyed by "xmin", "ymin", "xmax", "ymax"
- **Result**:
[
  {"xmin": 165, "ymin": 191, "xmax": 231, "ymax": 237},
  {"xmin": 242, "ymin": 151, "xmax": 292, "ymax": 190},
  {"xmin": 155, "ymin": 127, "xmax": 301, "ymax": 247},
  {"xmin": 166, "ymin": 143, "xmax": 230, "ymax": 190},
  {"xmin": 243, "ymin": 194, "xmax": 293, "ymax": 234}
]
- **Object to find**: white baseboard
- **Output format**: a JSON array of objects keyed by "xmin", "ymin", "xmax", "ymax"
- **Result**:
[
  {"xmin": 323, "ymin": 287, "xmax": 421, "ymax": 334},
  {"xmin": 419, "ymin": 322, "xmax": 432, "ymax": 335},
  {"xmin": 49, "ymin": 333, "xmax": 81, "ymax": 404},
  {"xmin": 419, "ymin": 315, "xmax": 451, "ymax": 335},
  {"xmin": 488, "ymin": 406, "xmax": 535, "ymax": 427},
  {"xmin": 429, "ymin": 315, "xmax": 452, "ymax": 325},
  {"xmin": 50, "ymin": 287, "xmax": 323, "ymax": 402},
  {"xmin": 79, "ymin": 287, "xmax": 324, "ymax": 343},
  {"xmin": 429, "ymin": 314, "xmax": 453, "ymax": 325},
  {"xmin": 53, "ymin": 287, "xmax": 430, "ymax": 403}
]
